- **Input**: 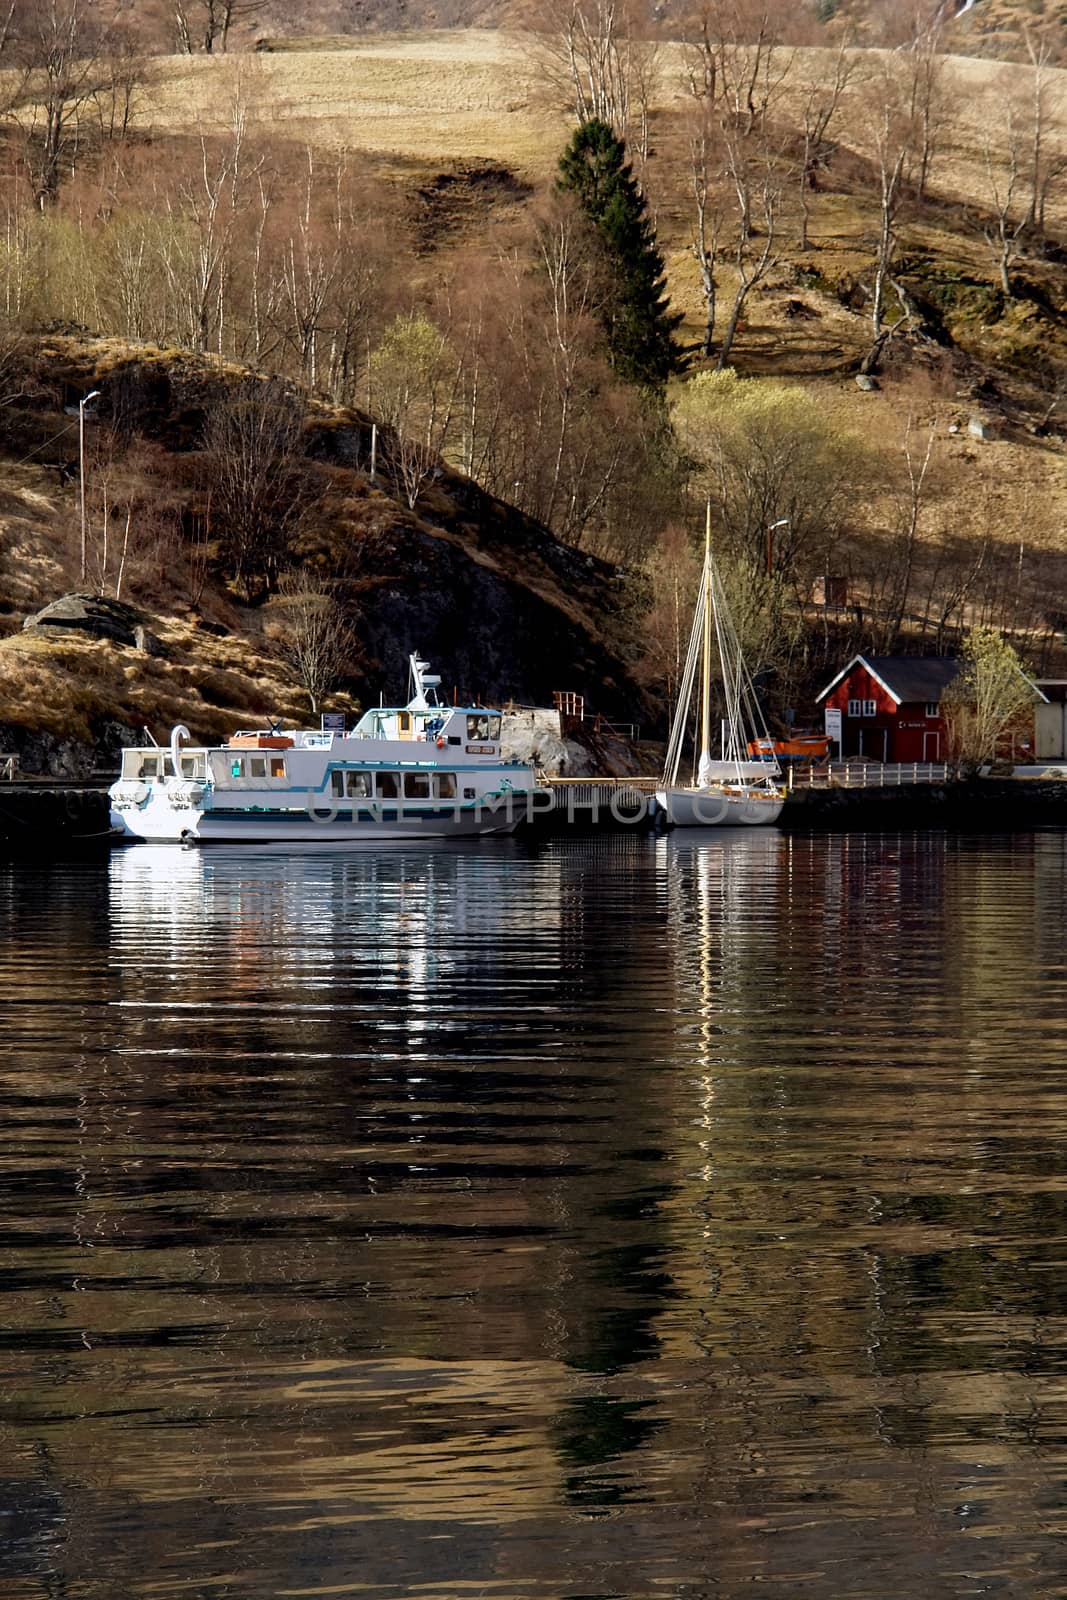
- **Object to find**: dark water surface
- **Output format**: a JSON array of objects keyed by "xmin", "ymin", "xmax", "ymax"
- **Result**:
[{"xmin": 1, "ymin": 832, "xmax": 1065, "ymax": 1600}]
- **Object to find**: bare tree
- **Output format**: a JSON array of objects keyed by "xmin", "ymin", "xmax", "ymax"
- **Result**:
[
  {"xmin": 1020, "ymin": 26, "xmax": 1067, "ymax": 239},
  {"xmin": 174, "ymin": 0, "xmax": 268, "ymax": 54},
  {"xmin": 526, "ymin": 0, "xmax": 662, "ymax": 155},
  {"xmin": 796, "ymin": 39, "xmax": 854, "ymax": 250},
  {"xmin": 273, "ymin": 574, "xmax": 354, "ymax": 714},
  {"xmin": 688, "ymin": 105, "xmax": 721, "ymax": 358},
  {"xmin": 864, "ymin": 57, "xmax": 917, "ymax": 343},
  {"xmin": 681, "ymin": 0, "xmax": 791, "ymax": 362},
  {"xmin": 716, "ymin": 146, "xmax": 780, "ymax": 369},
  {"xmin": 877, "ymin": 419, "xmax": 936, "ymax": 649},
  {"xmin": 980, "ymin": 112, "xmax": 1027, "ymax": 299},
  {"xmin": 903, "ymin": 3, "xmax": 947, "ymax": 205},
  {"xmin": 368, "ymin": 312, "xmax": 462, "ymax": 511},
  {"xmin": 17, "ymin": 0, "xmax": 114, "ymax": 209},
  {"xmin": 202, "ymin": 376, "xmax": 306, "ymax": 600}
]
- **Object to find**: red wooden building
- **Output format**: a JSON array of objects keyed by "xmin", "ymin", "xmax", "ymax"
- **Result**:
[{"xmin": 816, "ymin": 655, "xmax": 961, "ymax": 762}]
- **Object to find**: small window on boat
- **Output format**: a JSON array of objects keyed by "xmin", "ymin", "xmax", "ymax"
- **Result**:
[
  {"xmin": 467, "ymin": 714, "xmax": 490, "ymax": 741},
  {"xmin": 404, "ymin": 772, "xmax": 431, "ymax": 799},
  {"xmin": 161, "ymin": 757, "xmax": 175, "ymax": 777},
  {"xmin": 435, "ymin": 773, "xmax": 456, "ymax": 799},
  {"xmin": 346, "ymin": 771, "xmax": 372, "ymax": 797},
  {"xmin": 250, "ymin": 757, "xmax": 267, "ymax": 779},
  {"xmin": 180, "ymin": 756, "xmax": 205, "ymax": 779},
  {"xmin": 398, "ymin": 712, "xmax": 412, "ymax": 736},
  {"xmin": 230, "ymin": 756, "xmax": 244, "ymax": 777},
  {"xmin": 486, "ymin": 715, "xmax": 501, "ymax": 740},
  {"xmin": 463, "ymin": 787, "xmax": 476, "ymax": 800},
  {"xmin": 377, "ymin": 771, "xmax": 399, "ymax": 798},
  {"xmin": 134, "ymin": 753, "xmax": 158, "ymax": 779},
  {"xmin": 331, "ymin": 771, "xmax": 345, "ymax": 798},
  {"xmin": 269, "ymin": 757, "xmax": 286, "ymax": 779}
]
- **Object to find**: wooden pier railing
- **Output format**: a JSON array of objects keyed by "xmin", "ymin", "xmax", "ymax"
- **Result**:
[{"xmin": 797, "ymin": 761, "xmax": 948, "ymax": 790}]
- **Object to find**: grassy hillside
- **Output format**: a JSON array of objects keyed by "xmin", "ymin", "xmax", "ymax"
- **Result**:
[{"xmin": 3, "ymin": 22, "xmax": 1067, "ymax": 770}]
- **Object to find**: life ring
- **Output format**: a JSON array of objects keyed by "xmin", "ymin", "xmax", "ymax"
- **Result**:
[{"xmin": 436, "ymin": 737, "xmax": 445, "ymax": 748}]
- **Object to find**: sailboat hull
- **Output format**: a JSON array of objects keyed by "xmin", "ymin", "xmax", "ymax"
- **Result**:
[{"xmin": 656, "ymin": 786, "xmax": 785, "ymax": 828}]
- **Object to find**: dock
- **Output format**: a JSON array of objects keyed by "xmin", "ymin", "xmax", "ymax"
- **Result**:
[{"xmin": 0, "ymin": 781, "xmax": 115, "ymax": 853}]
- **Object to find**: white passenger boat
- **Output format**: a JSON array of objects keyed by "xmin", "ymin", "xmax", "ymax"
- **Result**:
[
  {"xmin": 656, "ymin": 507, "xmax": 785, "ymax": 829},
  {"xmin": 109, "ymin": 654, "xmax": 540, "ymax": 843}
]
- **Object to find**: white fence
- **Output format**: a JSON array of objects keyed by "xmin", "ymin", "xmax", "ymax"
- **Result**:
[{"xmin": 799, "ymin": 761, "xmax": 948, "ymax": 789}]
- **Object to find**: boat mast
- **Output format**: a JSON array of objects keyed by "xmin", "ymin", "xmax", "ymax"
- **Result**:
[{"xmin": 698, "ymin": 500, "xmax": 712, "ymax": 785}]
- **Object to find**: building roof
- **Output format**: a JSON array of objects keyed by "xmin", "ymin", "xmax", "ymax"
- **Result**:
[
  {"xmin": 817, "ymin": 653, "xmax": 1048, "ymax": 706},
  {"xmin": 816, "ymin": 654, "xmax": 962, "ymax": 706}
]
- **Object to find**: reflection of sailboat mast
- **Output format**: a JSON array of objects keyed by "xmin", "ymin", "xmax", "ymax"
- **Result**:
[{"xmin": 695, "ymin": 841, "xmax": 716, "ymax": 1193}]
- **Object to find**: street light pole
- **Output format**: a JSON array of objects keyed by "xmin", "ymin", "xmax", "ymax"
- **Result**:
[
  {"xmin": 766, "ymin": 517, "xmax": 789, "ymax": 577},
  {"xmin": 79, "ymin": 390, "xmax": 101, "ymax": 585}
]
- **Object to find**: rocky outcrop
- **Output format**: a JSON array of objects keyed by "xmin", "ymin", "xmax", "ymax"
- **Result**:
[
  {"xmin": 500, "ymin": 709, "xmax": 599, "ymax": 777},
  {"xmin": 22, "ymin": 594, "xmax": 163, "ymax": 655},
  {"xmin": 0, "ymin": 718, "xmax": 135, "ymax": 780}
]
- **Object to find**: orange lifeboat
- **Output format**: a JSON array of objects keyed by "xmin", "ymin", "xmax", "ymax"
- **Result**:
[
  {"xmin": 226, "ymin": 732, "xmax": 295, "ymax": 750},
  {"xmin": 747, "ymin": 734, "xmax": 831, "ymax": 763}
]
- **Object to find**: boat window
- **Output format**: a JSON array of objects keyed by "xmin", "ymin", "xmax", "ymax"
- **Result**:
[
  {"xmin": 377, "ymin": 771, "xmax": 399, "ymax": 799},
  {"xmin": 123, "ymin": 752, "xmax": 148, "ymax": 779},
  {"xmin": 270, "ymin": 757, "xmax": 286, "ymax": 779},
  {"xmin": 229, "ymin": 755, "xmax": 244, "ymax": 778},
  {"xmin": 404, "ymin": 772, "xmax": 431, "ymax": 799},
  {"xmin": 250, "ymin": 757, "xmax": 267, "ymax": 779},
  {"xmin": 161, "ymin": 757, "xmax": 175, "ymax": 777},
  {"xmin": 331, "ymin": 772, "xmax": 345, "ymax": 798},
  {"xmin": 435, "ymin": 773, "xmax": 456, "ymax": 799},
  {"xmin": 463, "ymin": 786, "xmax": 476, "ymax": 800},
  {"xmin": 346, "ymin": 771, "xmax": 372, "ymax": 797},
  {"xmin": 467, "ymin": 714, "xmax": 490, "ymax": 740},
  {"xmin": 398, "ymin": 712, "xmax": 412, "ymax": 736},
  {"xmin": 486, "ymin": 715, "xmax": 501, "ymax": 740},
  {"xmin": 180, "ymin": 755, "xmax": 206, "ymax": 779}
]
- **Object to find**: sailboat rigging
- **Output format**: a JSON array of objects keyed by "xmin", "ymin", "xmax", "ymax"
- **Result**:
[{"xmin": 657, "ymin": 504, "xmax": 786, "ymax": 828}]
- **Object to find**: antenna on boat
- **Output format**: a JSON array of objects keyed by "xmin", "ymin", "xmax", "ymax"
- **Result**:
[{"xmin": 408, "ymin": 651, "xmax": 441, "ymax": 710}]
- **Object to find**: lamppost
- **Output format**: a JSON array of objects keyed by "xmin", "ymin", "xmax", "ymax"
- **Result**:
[
  {"xmin": 79, "ymin": 389, "xmax": 101, "ymax": 585},
  {"xmin": 766, "ymin": 517, "xmax": 788, "ymax": 577}
]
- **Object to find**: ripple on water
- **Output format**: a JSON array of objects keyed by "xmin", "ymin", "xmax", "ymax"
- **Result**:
[{"xmin": 0, "ymin": 832, "xmax": 1064, "ymax": 1599}]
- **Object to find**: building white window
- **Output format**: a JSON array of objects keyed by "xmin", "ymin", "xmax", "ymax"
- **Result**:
[
  {"xmin": 925, "ymin": 702, "xmax": 939, "ymax": 717},
  {"xmin": 848, "ymin": 698, "xmax": 877, "ymax": 717}
]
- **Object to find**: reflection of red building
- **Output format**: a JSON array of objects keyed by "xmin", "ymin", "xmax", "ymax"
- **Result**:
[{"xmin": 817, "ymin": 655, "xmax": 961, "ymax": 762}]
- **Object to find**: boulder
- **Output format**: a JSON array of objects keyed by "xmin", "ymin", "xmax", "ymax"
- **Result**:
[
  {"xmin": 855, "ymin": 374, "xmax": 879, "ymax": 392},
  {"xmin": 22, "ymin": 593, "xmax": 154, "ymax": 649},
  {"xmin": 501, "ymin": 709, "xmax": 598, "ymax": 776}
]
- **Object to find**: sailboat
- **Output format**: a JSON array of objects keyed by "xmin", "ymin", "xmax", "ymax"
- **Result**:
[{"xmin": 656, "ymin": 507, "xmax": 786, "ymax": 828}]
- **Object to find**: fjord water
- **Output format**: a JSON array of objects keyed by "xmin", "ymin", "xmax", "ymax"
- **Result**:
[{"xmin": 1, "ymin": 833, "xmax": 1065, "ymax": 1600}]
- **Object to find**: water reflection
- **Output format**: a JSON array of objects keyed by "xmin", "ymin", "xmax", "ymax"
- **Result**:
[{"xmin": 0, "ymin": 834, "xmax": 1064, "ymax": 1598}]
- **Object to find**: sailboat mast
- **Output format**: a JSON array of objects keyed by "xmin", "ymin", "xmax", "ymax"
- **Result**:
[{"xmin": 699, "ymin": 500, "xmax": 712, "ymax": 777}]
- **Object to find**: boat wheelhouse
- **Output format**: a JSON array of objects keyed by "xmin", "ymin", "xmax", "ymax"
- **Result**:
[{"xmin": 109, "ymin": 654, "xmax": 540, "ymax": 843}]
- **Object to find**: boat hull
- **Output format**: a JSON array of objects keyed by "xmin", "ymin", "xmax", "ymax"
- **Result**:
[
  {"xmin": 110, "ymin": 803, "xmax": 528, "ymax": 844},
  {"xmin": 656, "ymin": 786, "xmax": 785, "ymax": 828}
]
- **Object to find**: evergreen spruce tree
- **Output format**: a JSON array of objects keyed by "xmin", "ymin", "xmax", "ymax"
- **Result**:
[{"xmin": 557, "ymin": 118, "xmax": 684, "ymax": 389}]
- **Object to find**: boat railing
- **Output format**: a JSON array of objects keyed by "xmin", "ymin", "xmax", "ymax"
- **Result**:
[
  {"xmin": 549, "ymin": 776, "xmax": 660, "ymax": 794},
  {"xmin": 0, "ymin": 753, "xmax": 19, "ymax": 783},
  {"xmin": 797, "ymin": 760, "xmax": 949, "ymax": 789}
]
